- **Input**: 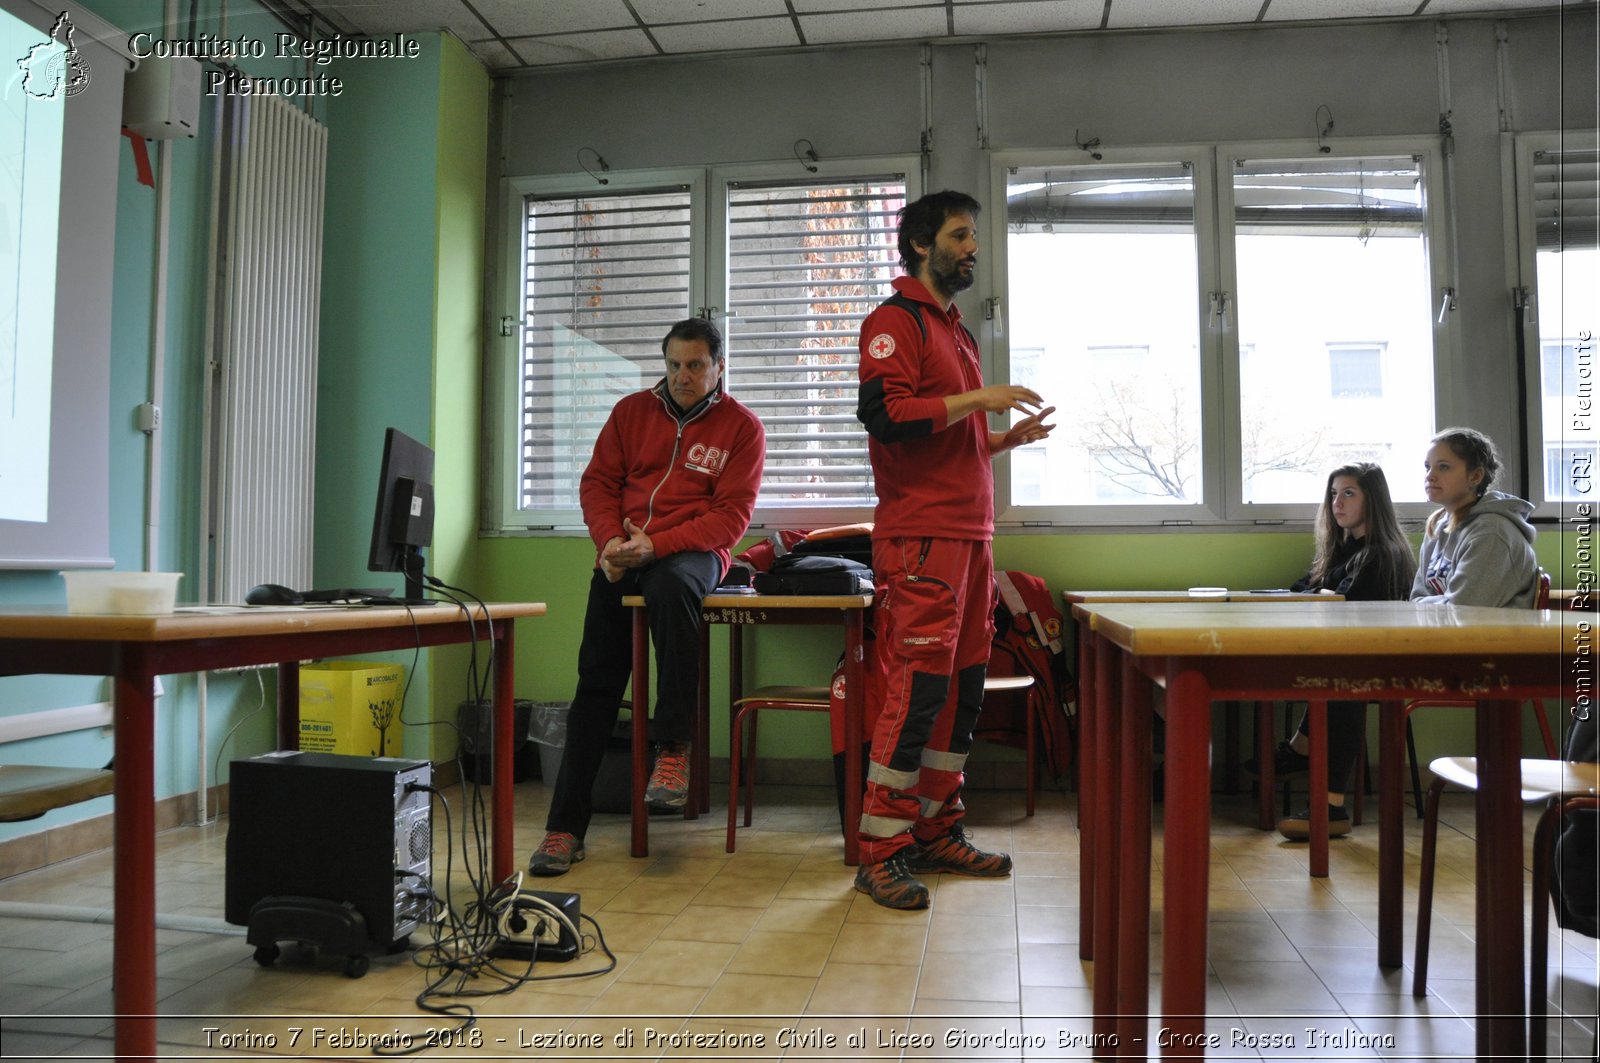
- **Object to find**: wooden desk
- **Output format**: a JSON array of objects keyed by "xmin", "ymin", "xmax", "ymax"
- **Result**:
[
  {"xmin": 0, "ymin": 602, "xmax": 545, "ymax": 1062},
  {"xmin": 624, "ymin": 592, "xmax": 872, "ymax": 865},
  {"xmin": 1077, "ymin": 600, "xmax": 1572, "ymax": 1059},
  {"xmin": 1062, "ymin": 590, "xmax": 1342, "ymax": 968}
]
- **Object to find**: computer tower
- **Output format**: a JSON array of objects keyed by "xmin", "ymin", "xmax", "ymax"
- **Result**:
[{"xmin": 225, "ymin": 751, "xmax": 432, "ymax": 948}]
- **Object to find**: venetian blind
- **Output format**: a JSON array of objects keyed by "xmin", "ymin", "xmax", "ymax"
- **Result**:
[
  {"xmin": 518, "ymin": 188, "xmax": 693, "ymax": 513},
  {"xmin": 724, "ymin": 177, "xmax": 906, "ymax": 514}
]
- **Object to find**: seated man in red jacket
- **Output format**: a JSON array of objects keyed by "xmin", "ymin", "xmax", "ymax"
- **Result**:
[{"xmin": 530, "ymin": 318, "xmax": 765, "ymax": 875}]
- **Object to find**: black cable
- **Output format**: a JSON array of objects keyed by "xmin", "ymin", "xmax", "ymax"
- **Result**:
[
  {"xmin": 366, "ymin": 570, "xmax": 618, "ymax": 1058},
  {"xmin": 425, "ymin": 574, "xmax": 497, "ymax": 706}
]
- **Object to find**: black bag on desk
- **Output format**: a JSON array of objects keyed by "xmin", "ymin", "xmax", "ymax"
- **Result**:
[{"xmin": 753, "ymin": 554, "xmax": 873, "ymax": 596}]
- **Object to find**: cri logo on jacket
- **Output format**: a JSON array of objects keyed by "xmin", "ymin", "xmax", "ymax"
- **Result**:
[{"xmin": 685, "ymin": 443, "xmax": 731, "ymax": 476}]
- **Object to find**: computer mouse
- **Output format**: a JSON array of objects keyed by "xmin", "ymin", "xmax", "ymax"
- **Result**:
[{"xmin": 245, "ymin": 583, "xmax": 304, "ymax": 606}]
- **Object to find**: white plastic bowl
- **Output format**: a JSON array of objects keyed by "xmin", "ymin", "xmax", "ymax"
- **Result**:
[{"xmin": 63, "ymin": 571, "xmax": 183, "ymax": 615}]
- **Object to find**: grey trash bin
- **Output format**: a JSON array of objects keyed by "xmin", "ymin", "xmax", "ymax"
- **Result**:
[{"xmin": 529, "ymin": 701, "xmax": 633, "ymax": 813}]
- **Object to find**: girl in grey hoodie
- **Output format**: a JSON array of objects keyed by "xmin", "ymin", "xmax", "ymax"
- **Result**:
[{"xmin": 1411, "ymin": 427, "xmax": 1539, "ymax": 608}]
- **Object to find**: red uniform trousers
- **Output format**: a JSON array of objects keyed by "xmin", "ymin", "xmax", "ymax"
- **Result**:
[{"xmin": 858, "ymin": 536, "xmax": 994, "ymax": 863}]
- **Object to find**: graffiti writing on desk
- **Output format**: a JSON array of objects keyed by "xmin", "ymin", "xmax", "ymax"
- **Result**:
[
  {"xmin": 1455, "ymin": 674, "xmax": 1511, "ymax": 696},
  {"xmin": 703, "ymin": 608, "xmax": 769, "ymax": 624},
  {"xmin": 1293, "ymin": 674, "xmax": 1510, "ymax": 695},
  {"xmin": 1291, "ymin": 676, "xmax": 1390, "ymax": 694}
]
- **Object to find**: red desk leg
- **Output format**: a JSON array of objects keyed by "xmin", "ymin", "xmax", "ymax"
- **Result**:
[
  {"xmin": 1161, "ymin": 666, "xmax": 1212, "ymax": 1055},
  {"xmin": 630, "ymin": 605, "xmax": 651, "ymax": 858},
  {"xmin": 1306, "ymin": 699, "xmax": 1329, "ymax": 878},
  {"xmin": 491, "ymin": 621, "xmax": 516, "ymax": 883},
  {"xmin": 1077, "ymin": 622, "xmax": 1096, "ymax": 962},
  {"xmin": 113, "ymin": 653, "xmax": 158, "ymax": 1061},
  {"xmin": 1116, "ymin": 652, "xmax": 1153, "ymax": 1054},
  {"xmin": 842, "ymin": 608, "xmax": 864, "ymax": 867},
  {"xmin": 1477, "ymin": 699, "xmax": 1526, "ymax": 1058},
  {"xmin": 1090, "ymin": 634, "xmax": 1122, "ymax": 1057},
  {"xmin": 1376, "ymin": 700, "xmax": 1404, "ymax": 967}
]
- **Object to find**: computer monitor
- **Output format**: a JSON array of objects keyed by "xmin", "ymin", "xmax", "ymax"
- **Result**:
[{"xmin": 368, "ymin": 428, "xmax": 435, "ymax": 603}]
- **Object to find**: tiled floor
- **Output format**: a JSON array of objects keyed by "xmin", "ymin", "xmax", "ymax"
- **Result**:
[{"xmin": 0, "ymin": 776, "xmax": 1596, "ymax": 1061}]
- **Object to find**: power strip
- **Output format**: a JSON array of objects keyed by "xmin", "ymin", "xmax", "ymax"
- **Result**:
[{"xmin": 492, "ymin": 889, "xmax": 580, "ymax": 963}]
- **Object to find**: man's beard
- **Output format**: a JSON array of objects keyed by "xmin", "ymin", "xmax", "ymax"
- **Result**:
[{"xmin": 926, "ymin": 244, "xmax": 976, "ymax": 298}]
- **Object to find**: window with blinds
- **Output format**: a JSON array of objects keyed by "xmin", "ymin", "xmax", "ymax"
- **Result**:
[
  {"xmin": 1525, "ymin": 143, "xmax": 1599, "ymax": 504},
  {"xmin": 723, "ymin": 177, "xmax": 907, "ymax": 514},
  {"xmin": 518, "ymin": 188, "xmax": 693, "ymax": 513}
]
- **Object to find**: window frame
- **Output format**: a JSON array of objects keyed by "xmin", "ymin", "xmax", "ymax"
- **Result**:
[
  {"xmin": 988, "ymin": 137, "xmax": 1454, "ymax": 527},
  {"xmin": 989, "ymin": 144, "xmax": 1225, "ymax": 526},
  {"xmin": 1215, "ymin": 137, "xmax": 1453, "ymax": 525},
  {"xmin": 494, "ymin": 168, "xmax": 706, "ymax": 532},
  {"xmin": 1509, "ymin": 129, "xmax": 1600, "ymax": 517},
  {"xmin": 494, "ymin": 159, "xmax": 920, "ymax": 535},
  {"xmin": 710, "ymin": 157, "xmax": 920, "ymax": 530}
]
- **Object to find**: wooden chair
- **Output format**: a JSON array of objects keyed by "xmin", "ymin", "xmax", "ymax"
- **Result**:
[
  {"xmin": 0, "ymin": 764, "xmax": 115, "ymax": 822},
  {"xmin": 1411, "ymin": 756, "xmax": 1599, "ymax": 1058},
  {"xmin": 725, "ymin": 674, "xmax": 1036, "ymax": 852}
]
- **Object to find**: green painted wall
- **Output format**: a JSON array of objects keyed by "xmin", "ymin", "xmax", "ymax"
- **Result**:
[
  {"xmin": 478, "ymin": 525, "xmax": 1586, "ymax": 767},
  {"xmin": 318, "ymin": 33, "xmax": 489, "ymax": 760},
  {"xmin": 426, "ymin": 38, "xmax": 492, "ymax": 739}
]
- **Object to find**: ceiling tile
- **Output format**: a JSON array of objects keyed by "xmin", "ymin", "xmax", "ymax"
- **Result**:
[
  {"xmin": 469, "ymin": 0, "xmax": 637, "ymax": 36},
  {"xmin": 955, "ymin": 0, "xmax": 1105, "ymax": 34},
  {"xmin": 798, "ymin": 7, "xmax": 952, "ymax": 44},
  {"xmin": 313, "ymin": 0, "xmax": 487, "ymax": 39},
  {"xmin": 786, "ymin": 0, "xmax": 930, "ymax": 9},
  {"xmin": 1426, "ymin": 0, "xmax": 1589, "ymax": 11},
  {"xmin": 631, "ymin": 0, "xmax": 793, "ymax": 22},
  {"xmin": 1263, "ymin": 0, "xmax": 1424, "ymax": 21},
  {"xmin": 461, "ymin": 38, "xmax": 523, "ymax": 70},
  {"xmin": 501, "ymin": 27, "xmax": 660, "ymax": 65},
  {"xmin": 1109, "ymin": 0, "xmax": 1266, "ymax": 28},
  {"xmin": 651, "ymin": 16, "xmax": 803, "ymax": 52}
]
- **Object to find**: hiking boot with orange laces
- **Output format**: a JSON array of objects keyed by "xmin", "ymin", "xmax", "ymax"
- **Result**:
[
  {"xmin": 528, "ymin": 831, "xmax": 585, "ymax": 876},
  {"xmin": 854, "ymin": 850, "xmax": 930, "ymax": 910},
  {"xmin": 645, "ymin": 742, "xmax": 691, "ymax": 811},
  {"xmin": 907, "ymin": 822, "xmax": 1012, "ymax": 877}
]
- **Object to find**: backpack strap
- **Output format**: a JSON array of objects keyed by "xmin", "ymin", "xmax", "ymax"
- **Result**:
[
  {"xmin": 882, "ymin": 291, "xmax": 927, "ymax": 343},
  {"xmin": 996, "ymin": 570, "xmax": 1064, "ymax": 656}
]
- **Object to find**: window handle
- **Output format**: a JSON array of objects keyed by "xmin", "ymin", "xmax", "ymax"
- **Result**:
[
  {"xmin": 1514, "ymin": 286, "xmax": 1536, "ymax": 325},
  {"xmin": 1209, "ymin": 291, "xmax": 1230, "ymax": 330},
  {"xmin": 1436, "ymin": 287, "xmax": 1457, "ymax": 324}
]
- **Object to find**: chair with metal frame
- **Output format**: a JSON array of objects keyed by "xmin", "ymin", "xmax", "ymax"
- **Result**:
[
  {"xmin": 725, "ymin": 673, "xmax": 1036, "ymax": 852},
  {"xmin": 1401, "ymin": 568, "xmax": 1555, "ymax": 817},
  {"xmin": 1411, "ymin": 755, "xmax": 1599, "ymax": 1059}
]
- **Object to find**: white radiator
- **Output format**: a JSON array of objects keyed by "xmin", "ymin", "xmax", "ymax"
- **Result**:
[{"xmin": 205, "ymin": 95, "xmax": 328, "ymax": 604}]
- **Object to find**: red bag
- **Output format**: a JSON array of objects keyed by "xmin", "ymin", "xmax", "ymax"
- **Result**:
[{"xmin": 976, "ymin": 571, "xmax": 1078, "ymax": 779}]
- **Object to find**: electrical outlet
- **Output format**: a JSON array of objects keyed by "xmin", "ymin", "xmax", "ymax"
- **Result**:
[{"xmin": 493, "ymin": 889, "xmax": 580, "ymax": 962}]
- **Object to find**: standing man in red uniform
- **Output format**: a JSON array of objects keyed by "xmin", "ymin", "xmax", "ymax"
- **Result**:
[
  {"xmin": 854, "ymin": 191, "xmax": 1055, "ymax": 909},
  {"xmin": 529, "ymin": 317, "xmax": 765, "ymax": 875}
]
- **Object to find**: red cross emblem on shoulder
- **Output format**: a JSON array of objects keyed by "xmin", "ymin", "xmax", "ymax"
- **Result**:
[{"xmin": 867, "ymin": 333, "xmax": 895, "ymax": 359}]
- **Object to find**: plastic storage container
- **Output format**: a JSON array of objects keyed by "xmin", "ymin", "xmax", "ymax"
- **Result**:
[{"xmin": 63, "ymin": 571, "xmax": 182, "ymax": 614}]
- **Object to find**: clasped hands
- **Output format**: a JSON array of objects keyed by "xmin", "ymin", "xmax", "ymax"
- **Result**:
[{"xmin": 600, "ymin": 518, "xmax": 655, "ymax": 582}]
